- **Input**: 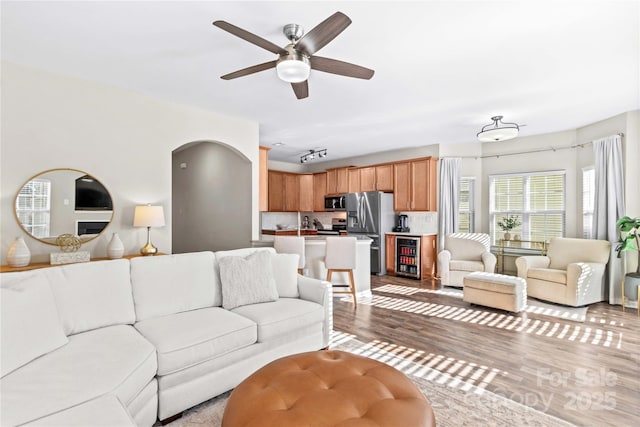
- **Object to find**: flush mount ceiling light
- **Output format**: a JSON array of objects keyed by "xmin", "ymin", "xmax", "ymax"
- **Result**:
[
  {"xmin": 477, "ymin": 115, "xmax": 520, "ymax": 142},
  {"xmin": 300, "ymin": 149, "xmax": 327, "ymax": 163}
]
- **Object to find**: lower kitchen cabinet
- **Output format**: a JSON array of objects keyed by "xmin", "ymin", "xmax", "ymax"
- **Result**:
[{"xmin": 385, "ymin": 233, "xmax": 437, "ymax": 280}]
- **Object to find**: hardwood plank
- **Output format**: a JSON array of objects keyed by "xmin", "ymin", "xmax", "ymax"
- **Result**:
[{"xmin": 333, "ymin": 275, "xmax": 640, "ymax": 426}]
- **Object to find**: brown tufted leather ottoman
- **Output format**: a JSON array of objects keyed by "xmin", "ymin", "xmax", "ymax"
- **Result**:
[{"xmin": 222, "ymin": 350, "xmax": 436, "ymax": 427}]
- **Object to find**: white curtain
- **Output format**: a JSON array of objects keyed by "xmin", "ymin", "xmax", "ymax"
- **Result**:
[
  {"xmin": 592, "ymin": 134, "xmax": 625, "ymax": 304},
  {"xmin": 438, "ymin": 158, "xmax": 461, "ymax": 252}
]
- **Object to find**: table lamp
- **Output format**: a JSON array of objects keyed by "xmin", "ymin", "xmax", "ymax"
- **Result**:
[{"xmin": 133, "ymin": 205, "xmax": 165, "ymax": 256}]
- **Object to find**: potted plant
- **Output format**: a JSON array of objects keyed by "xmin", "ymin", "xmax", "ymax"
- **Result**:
[
  {"xmin": 616, "ymin": 216, "xmax": 640, "ymax": 307},
  {"xmin": 497, "ymin": 215, "xmax": 521, "ymax": 241}
]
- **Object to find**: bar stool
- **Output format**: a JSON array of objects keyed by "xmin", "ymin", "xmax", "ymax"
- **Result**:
[
  {"xmin": 325, "ymin": 236, "xmax": 357, "ymax": 306},
  {"xmin": 274, "ymin": 236, "xmax": 305, "ymax": 275}
]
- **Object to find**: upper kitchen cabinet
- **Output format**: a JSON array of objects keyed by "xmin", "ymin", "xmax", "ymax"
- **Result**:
[
  {"xmin": 359, "ymin": 167, "xmax": 376, "ymax": 192},
  {"xmin": 326, "ymin": 167, "xmax": 350, "ymax": 195},
  {"xmin": 298, "ymin": 174, "xmax": 314, "ymax": 212},
  {"xmin": 375, "ymin": 164, "xmax": 394, "ymax": 192},
  {"xmin": 259, "ymin": 146, "xmax": 270, "ymax": 211},
  {"xmin": 283, "ymin": 173, "xmax": 300, "ymax": 212},
  {"xmin": 268, "ymin": 170, "xmax": 285, "ymax": 211},
  {"xmin": 393, "ymin": 157, "xmax": 437, "ymax": 211},
  {"xmin": 313, "ymin": 172, "xmax": 327, "ymax": 211},
  {"xmin": 348, "ymin": 168, "xmax": 360, "ymax": 193}
]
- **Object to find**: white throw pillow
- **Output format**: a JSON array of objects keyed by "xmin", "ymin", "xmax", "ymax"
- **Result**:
[
  {"xmin": 1, "ymin": 274, "xmax": 69, "ymax": 378},
  {"xmin": 271, "ymin": 253, "xmax": 299, "ymax": 298},
  {"xmin": 219, "ymin": 251, "xmax": 279, "ymax": 310}
]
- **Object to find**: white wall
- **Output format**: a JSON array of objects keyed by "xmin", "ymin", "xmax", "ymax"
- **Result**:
[{"xmin": 1, "ymin": 61, "xmax": 259, "ymax": 263}]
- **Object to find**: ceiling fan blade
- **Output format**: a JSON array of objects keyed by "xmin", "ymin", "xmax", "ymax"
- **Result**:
[
  {"xmin": 291, "ymin": 81, "xmax": 309, "ymax": 99},
  {"xmin": 213, "ymin": 20, "xmax": 286, "ymax": 55},
  {"xmin": 221, "ymin": 60, "xmax": 277, "ymax": 80},
  {"xmin": 295, "ymin": 12, "xmax": 351, "ymax": 56},
  {"xmin": 310, "ymin": 56, "xmax": 374, "ymax": 79}
]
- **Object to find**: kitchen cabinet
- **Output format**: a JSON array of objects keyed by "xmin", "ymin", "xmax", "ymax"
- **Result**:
[
  {"xmin": 375, "ymin": 164, "xmax": 394, "ymax": 192},
  {"xmin": 326, "ymin": 169, "xmax": 337, "ymax": 195},
  {"xmin": 268, "ymin": 171, "xmax": 285, "ymax": 211},
  {"xmin": 283, "ymin": 173, "xmax": 300, "ymax": 212},
  {"xmin": 298, "ymin": 174, "xmax": 314, "ymax": 212},
  {"xmin": 348, "ymin": 168, "xmax": 360, "ymax": 193},
  {"xmin": 385, "ymin": 234, "xmax": 396, "ymax": 275},
  {"xmin": 393, "ymin": 157, "xmax": 437, "ymax": 211},
  {"xmin": 313, "ymin": 172, "xmax": 327, "ymax": 211},
  {"xmin": 259, "ymin": 146, "xmax": 270, "ymax": 211},
  {"xmin": 326, "ymin": 167, "xmax": 350, "ymax": 195},
  {"xmin": 360, "ymin": 167, "xmax": 376, "ymax": 192}
]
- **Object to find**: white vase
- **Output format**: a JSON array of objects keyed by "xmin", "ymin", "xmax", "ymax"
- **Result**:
[
  {"xmin": 107, "ymin": 233, "xmax": 124, "ymax": 259},
  {"xmin": 503, "ymin": 232, "xmax": 511, "ymax": 241},
  {"xmin": 7, "ymin": 237, "xmax": 31, "ymax": 267}
]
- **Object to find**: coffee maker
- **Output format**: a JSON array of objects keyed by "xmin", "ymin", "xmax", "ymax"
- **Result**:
[{"xmin": 393, "ymin": 214, "xmax": 410, "ymax": 232}]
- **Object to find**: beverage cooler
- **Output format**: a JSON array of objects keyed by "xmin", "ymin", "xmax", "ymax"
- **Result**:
[{"xmin": 396, "ymin": 236, "xmax": 420, "ymax": 279}]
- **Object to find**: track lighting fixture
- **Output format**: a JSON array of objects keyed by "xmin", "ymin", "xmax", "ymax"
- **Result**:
[{"xmin": 300, "ymin": 149, "xmax": 327, "ymax": 163}]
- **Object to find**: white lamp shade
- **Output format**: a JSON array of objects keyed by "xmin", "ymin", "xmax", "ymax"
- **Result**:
[
  {"xmin": 133, "ymin": 205, "xmax": 165, "ymax": 227},
  {"xmin": 276, "ymin": 59, "xmax": 311, "ymax": 83}
]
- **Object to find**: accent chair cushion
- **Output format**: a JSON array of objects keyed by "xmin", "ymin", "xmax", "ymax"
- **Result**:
[
  {"xmin": 528, "ymin": 268, "xmax": 567, "ymax": 285},
  {"xmin": 219, "ymin": 250, "xmax": 279, "ymax": 310},
  {"xmin": 271, "ymin": 253, "xmax": 300, "ymax": 298},
  {"xmin": 449, "ymin": 260, "xmax": 485, "ymax": 272},
  {"xmin": 0, "ymin": 274, "xmax": 68, "ymax": 378},
  {"xmin": 547, "ymin": 237, "xmax": 611, "ymax": 270}
]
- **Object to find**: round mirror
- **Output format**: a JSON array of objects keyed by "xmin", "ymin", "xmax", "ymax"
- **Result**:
[{"xmin": 14, "ymin": 168, "xmax": 114, "ymax": 246}]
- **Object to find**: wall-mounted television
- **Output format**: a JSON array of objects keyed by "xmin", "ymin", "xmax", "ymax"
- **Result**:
[{"xmin": 75, "ymin": 175, "xmax": 113, "ymax": 211}]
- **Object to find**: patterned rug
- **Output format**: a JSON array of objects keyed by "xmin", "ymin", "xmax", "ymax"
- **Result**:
[{"xmin": 164, "ymin": 333, "xmax": 574, "ymax": 427}]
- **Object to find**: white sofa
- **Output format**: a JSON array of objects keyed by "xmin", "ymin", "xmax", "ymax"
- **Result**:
[
  {"xmin": 0, "ymin": 248, "xmax": 331, "ymax": 426},
  {"xmin": 437, "ymin": 233, "xmax": 496, "ymax": 287},
  {"xmin": 515, "ymin": 237, "xmax": 611, "ymax": 306}
]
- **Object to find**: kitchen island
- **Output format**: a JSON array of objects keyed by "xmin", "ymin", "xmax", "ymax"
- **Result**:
[{"xmin": 251, "ymin": 236, "xmax": 372, "ymax": 298}]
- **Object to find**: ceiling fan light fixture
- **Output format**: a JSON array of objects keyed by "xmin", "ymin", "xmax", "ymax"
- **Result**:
[
  {"xmin": 477, "ymin": 115, "xmax": 520, "ymax": 142},
  {"xmin": 276, "ymin": 45, "xmax": 310, "ymax": 83}
]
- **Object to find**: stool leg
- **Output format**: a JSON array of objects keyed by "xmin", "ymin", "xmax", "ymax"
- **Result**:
[
  {"xmin": 326, "ymin": 270, "xmax": 333, "ymax": 282},
  {"xmin": 348, "ymin": 269, "xmax": 357, "ymax": 306},
  {"xmin": 298, "ymin": 268, "xmax": 304, "ymax": 275}
]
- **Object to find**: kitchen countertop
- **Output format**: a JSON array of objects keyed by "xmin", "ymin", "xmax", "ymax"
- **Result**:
[{"xmin": 252, "ymin": 235, "xmax": 372, "ymax": 245}]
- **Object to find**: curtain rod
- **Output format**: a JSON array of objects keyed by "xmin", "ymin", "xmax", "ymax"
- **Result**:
[{"xmin": 441, "ymin": 132, "xmax": 624, "ymax": 160}]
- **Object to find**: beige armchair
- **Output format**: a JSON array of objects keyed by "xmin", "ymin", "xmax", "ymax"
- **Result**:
[
  {"xmin": 437, "ymin": 233, "xmax": 496, "ymax": 287},
  {"xmin": 515, "ymin": 237, "xmax": 610, "ymax": 307}
]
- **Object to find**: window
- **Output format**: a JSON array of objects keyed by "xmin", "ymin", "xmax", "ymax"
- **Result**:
[
  {"xmin": 458, "ymin": 177, "xmax": 475, "ymax": 233},
  {"xmin": 582, "ymin": 167, "xmax": 595, "ymax": 239},
  {"xmin": 490, "ymin": 171, "xmax": 565, "ymax": 244},
  {"xmin": 15, "ymin": 178, "xmax": 51, "ymax": 238}
]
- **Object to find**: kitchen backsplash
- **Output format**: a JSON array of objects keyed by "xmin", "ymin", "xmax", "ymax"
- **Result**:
[
  {"xmin": 399, "ymin": 211, "xmax": 438, "ymax": 234},
  {"xmin": 261, "ymin": 211, "xmax": 346, "ymax": 230}
]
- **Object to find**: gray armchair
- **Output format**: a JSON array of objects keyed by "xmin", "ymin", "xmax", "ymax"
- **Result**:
[
  {"xmin": 437, "ymin": 233, "xmax": 496, "ymax": 287},
  {"xmin": 515, "ymin": 237, "xmax": 610, "ymax": 306}
]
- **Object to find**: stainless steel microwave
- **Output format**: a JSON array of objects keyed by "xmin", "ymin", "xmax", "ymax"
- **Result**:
[{"xmin": 324, "ymin": 195, "xmax": 345, "ymax": 211}]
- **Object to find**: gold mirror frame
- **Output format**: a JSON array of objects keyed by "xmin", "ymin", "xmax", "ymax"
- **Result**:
[{"xmin": 14, "ymin": 168, "xmax": 114, "ymax": 246}]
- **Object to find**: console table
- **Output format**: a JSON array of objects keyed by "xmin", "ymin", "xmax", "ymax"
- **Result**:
[
  {"xmin": 495, "ymin": 239, "xmax": 548, "ymax": 274},
  {"xmin": 0, "ymin": 253, "xmax": 165, "ymax": 273}
]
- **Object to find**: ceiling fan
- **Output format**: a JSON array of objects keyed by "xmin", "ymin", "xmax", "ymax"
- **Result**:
[{"xmin": 212, "ymin": 12, "xmax": 374, "ymax": 99}]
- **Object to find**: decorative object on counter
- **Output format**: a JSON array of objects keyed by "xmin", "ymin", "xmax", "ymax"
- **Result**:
[
  {"xmin": 7, "ymin": 237, "xmax": 31, "ymax": 267},
  {"xmin": 133, "ymin": 204, "xmax": 165, "ymax": 256},
  {"xmin": 50, "ymin": 234, "xmax": 90, "ymax": 265},
  {"xmin": 393, "ymin": 214, "xmax": 410, "ymax": 232},
  {"xmin": 107, "ymin": 233, "xmax": 125, "ymax": 259},
  {"xmin": 497, "ymin": 215, "xmax": 521, "ymax": 241},
  {"xmin": 300, "ymin": 148, "xmax": 327, "ymax": 163},
  {"xmin": 477, "ymin": 115, "xmax": 520, "ymax": 142}
]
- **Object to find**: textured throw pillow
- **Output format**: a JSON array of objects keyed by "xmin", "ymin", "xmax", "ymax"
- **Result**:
[
  {"xmin": 219, "ymin": 251, "xmax": 279, "ymax": 310},
  {"xmin": 271, "ymin": 253, "xmax": 300, "ymax": 298},
  {"xmin": 1, "ymin": 274, "xmax": 69, "ymax": 378}
]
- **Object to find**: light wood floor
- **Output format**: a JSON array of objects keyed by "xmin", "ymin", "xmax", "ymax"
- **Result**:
[{"xmin": 332, "ymin": 275, "xmax": 640, "ymax": 426}]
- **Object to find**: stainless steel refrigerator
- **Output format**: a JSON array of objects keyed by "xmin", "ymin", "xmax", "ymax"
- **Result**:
[{"xmin": 346, "ymin": 191, "xmax": 395, "ymax": 275}]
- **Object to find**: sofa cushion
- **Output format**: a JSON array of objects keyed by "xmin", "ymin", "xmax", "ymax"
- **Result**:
[
  {"xmin": 231, "ymin": 298, "xmax": 324, "ymax": 342},
  {"xmin": 134, "ymin": 307, "xmax": 257, "ymax": 376},
  {"xmin": 450, "ymin": 260, "xmax": 485, "ymax": 272},
  {"xmin": 219, "ymin": 251, "xmax": 279, "ymax": 310},
  {"xmin": 130, "ymin": 252, "xmax": 220, "ymax": 321},
  {"xmin": 0, "ymin": 274, "xmax": 68, "ymax": 378},
  {"xmin": 271, "ymin": 253, "xmax": 300, "ymax": 298},
  {"xmin": 23, "ymin": 394, "xmax": 136, "ymax": 426},
  {"xmin": 29, "ymin": 259, "xmax": 135, "ymax": 335},
  {"xmin": 0, "ymin": 325, "xmax": 156, "ymax": 426},
  {"xmin": 528, "ymin": 267, "xmax": 567, "ymax": 284}
]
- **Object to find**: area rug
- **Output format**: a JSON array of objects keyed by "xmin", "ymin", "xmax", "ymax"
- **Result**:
[
  {"xmin": 164, "ymin": 334, "xmax": 574, "ymax": 427},
  {"xmin": 373, "ymin": 284, "xmax": 588, "ymax": 322}
]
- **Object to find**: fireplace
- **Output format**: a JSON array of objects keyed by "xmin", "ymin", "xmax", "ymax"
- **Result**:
[{"xmin": 76, "ymin": 221, "xmax": 109, "ymax": 236}]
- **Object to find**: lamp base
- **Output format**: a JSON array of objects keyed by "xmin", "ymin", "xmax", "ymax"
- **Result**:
[{"xmin": 140, "ymin": 243, "xmax": 158, "ymax": 256}]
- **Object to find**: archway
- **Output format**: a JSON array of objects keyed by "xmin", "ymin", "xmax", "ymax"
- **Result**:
[{"xmin": 172, "ymin": 141, "xmax": 251, "ymax": 253}]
